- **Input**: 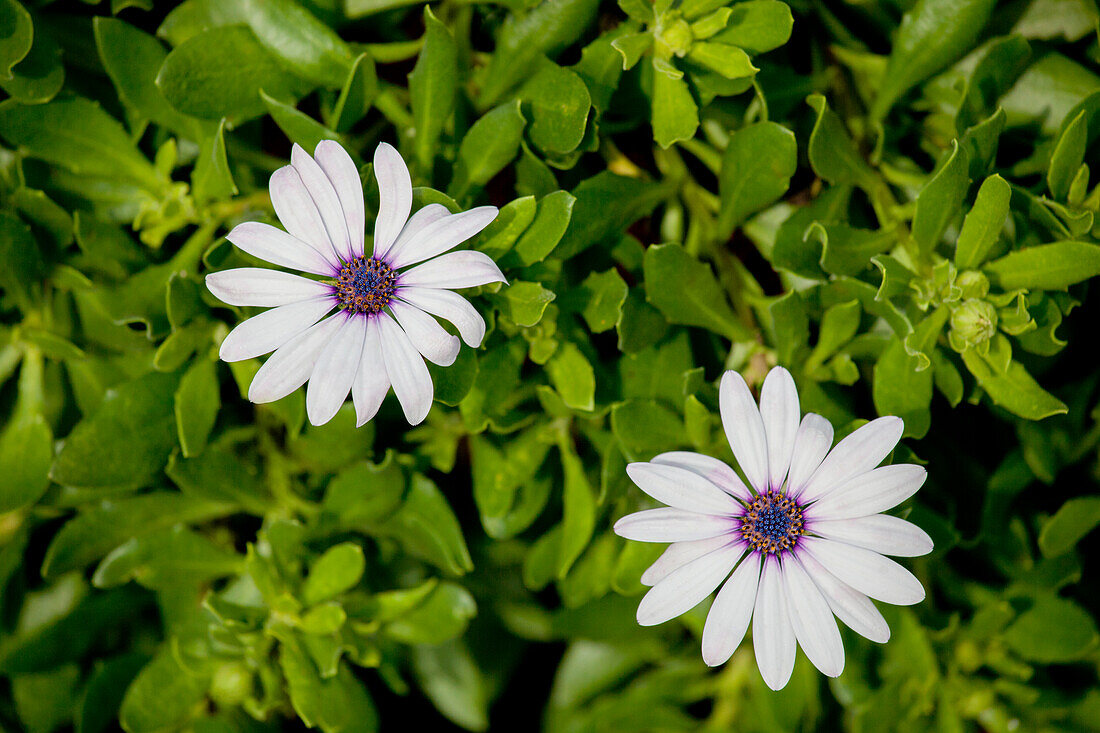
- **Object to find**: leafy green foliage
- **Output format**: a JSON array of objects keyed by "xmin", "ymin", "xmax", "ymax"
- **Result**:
[{"xmin": 2, "ymin": 0, "xmax": 1100, "ymax": 731}]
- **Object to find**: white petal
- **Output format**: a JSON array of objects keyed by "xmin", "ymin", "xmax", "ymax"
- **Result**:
[
  {"xmin": 351, "ymin": 318, "xmax": 389, "ymax": 426},
  {"xmin": 613, "ymin": 508, "xmax": 735, "ymax": 543},
  {"xmin": 225, "ymin": 221, "xmax": 337, "ymax": 275},
  {"xmin": 396, "ymin": 287, "xmax": 486, "ymax": 348},
  {"xmin": 626, "ymin": 462, "xmax": 742, "ymax": 516},
  {"xmin": 376, "ymin": 311, "xmax": 433, "ymax": 424},
  {"xmin": 636, "ymin": 542, "xmax": 743, "ymax": 626},
  {"xmin": 389, "ymin": 299, "xmax": 461, "ymax": 367},
  {"xmin": 292, "ymin": 144, "xmax": 354, "ymax": 263},
  {"xmin": 786, "ymin": 414, "xmax": 834, "ymax": 496},
  {"xmin": 810, "ymin": 514, "xmax": 933, "ymax": 557},
  {"xmin": 719, "ymin": 370, "xmax": 769, "ymax": 493},
  {"xmin": 753, "ymin": 556, "xmax": 797, "ymax": 691},
  {"xmin": 782, "ymin": 555, "xmax": 844, "ymax": 677},
  {"xmin": 387, "ymin": 207, "xmax": 499, "ymax": 269},
  {"xmin": 269, "ymin": 166, "xmax": 339, "ymax": 262},
  {"xmin": 388, "ymin": 204, "xmax": 451, "ymax": 259},
  {"xmin": 641, "ymin": 536, "xmax": 734, "ymax": 586},
  {"xmin": 371, "ymin": 143, "xmax": 412, "ymax": 259},
  {"xmin": 248, "ymin": 314, "xmax": 345, "ymax": 403},
  {"xmin": 808, "ymin": 464, "xmax": 927, "ymax": 521},
  {"xmin": 314, "ymin": 140, "xmax": 365, "ymax": 258},
  {"xmin": 797, "ymin": 550, "xmax": 890, "ymax": 643},
  {"xmin": 800, "ymin": 536, "xmax": 925, "ymax": 606},
  {"xmin": 759, "ymin": 367, "xmax": 800, "ymax": 491},
  {"xmin": 701, "ymin": 554, "xmax": 761, "ymax": 666},
  {"xmin": 797, "ymin": 417, "xmax": 904, "ymax": 503},
  {"xmin": 652, "ymin": 451, "xmax": 753, "ymax": 502},
  {"xmin": 206, "ymin": 268, "xmax": 332, "ymax": 307},
  {"xmin": 398, "ymin": 251, "xmax": 506, "ymax": 289},
  {"xmin": 306, "ymin": 316, "xmax": 366, "ymax": 426},
  {"xmin": 218, "ymin": 297, "xmax": 333, "ymax": 362}
]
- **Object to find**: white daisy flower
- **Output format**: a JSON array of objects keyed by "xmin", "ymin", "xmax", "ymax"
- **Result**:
[
  {"xmin": 206, "ymin": 141, "xmax": 503, "ymax": 427},
  {"xmin": 613, "ymin": 366, "xmax": 932, "ymax": 690}
]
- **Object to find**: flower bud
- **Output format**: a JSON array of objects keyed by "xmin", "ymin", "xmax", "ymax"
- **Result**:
[{"xmin": 948, "ymin": 299, "xmax": 997, "ymax": 351}]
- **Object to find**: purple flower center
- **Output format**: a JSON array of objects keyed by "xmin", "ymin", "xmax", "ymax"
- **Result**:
[
  {"xmin": 740, "ymin": 491, "xmax": 804, "ymax": 555},
  {"xmin": 334, "ymin": 256, "xmax": 396, "ymax": 314}
]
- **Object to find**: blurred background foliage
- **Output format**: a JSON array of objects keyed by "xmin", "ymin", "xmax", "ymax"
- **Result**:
[{"xmin": 2, "ymin": 0, "xmax": 1100, "ymax": 730}]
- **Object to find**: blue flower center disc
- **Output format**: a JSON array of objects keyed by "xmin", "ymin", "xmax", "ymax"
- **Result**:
[
  {"xmin": 334, "ymin": 256, "xmax": 397, "ymax": 315},
  {"xmin": 740, "ymin": 491, "xmax": 805, "ymax": 555}
]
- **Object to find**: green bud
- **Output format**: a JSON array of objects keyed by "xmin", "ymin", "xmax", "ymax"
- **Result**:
[
  {"xmin": 956, "ymin": 270, "xmax": 989, "ymax": 299},
  {"xmin": 948, "ymin": 299, "xmax": 997, "ymax": 351},
  {"xmin": 659, "ymin": 18, "xmax": 694, "ymax": 57},
  {"xmin": 209, "ymin": 662, "xmax": 252, "ymax": 706}
]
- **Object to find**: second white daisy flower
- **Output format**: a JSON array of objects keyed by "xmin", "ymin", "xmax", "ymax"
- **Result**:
[
  {"xmin": 614, "ymin": 366, "xmax": 933, "ymax": 690},
  {"xmin": 207, "ymin": 141, "xmax": 503, "ymax": 427}
]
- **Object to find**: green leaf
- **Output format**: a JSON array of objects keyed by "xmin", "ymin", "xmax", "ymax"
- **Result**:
[
  {"xmin": 717, "ymin": 121, "xmax": 796, "ymax": 237},
  {"xmin": 303, "ymin": 543, "xmax": 366, "ymax": 605},
  {"xmin": 479, "ymin": 0, "xmax": 601, "ymax": 107},
  {"xmin": 93, "ymin": 17, "xmax": 201, "ymax": 137},
  {"xmin": 955, "ymin": 174, "xmax": 1010, "ymax": 269},
  {"xmin": 643, "ymin": 244, "xmax": 750, "ymax": 341},
  {"xmin": 374, "ymin": 474, "xmax": 474, "ymax": 575},
  {"xmin": 806, "ymin": 94, "xmax": 875, "ymax": 188},
  {"xmin": 411, "ymin": 641, "xmax": 490, "ymax": 732},
  {"xmin": 167, "ymin": 441, "xmax": 270, "ymax": 514},
  {"xmin": 611, "ymin": 33, "xmax": 652, "ymax": 70},
  {"xmin": 1039, "ymin": 497, "xmax": 1100, "ymax": 557},
  {"xmin": 558, "ymin": 437, "xmax": 597, "ymax": 578},
  {"xmin": 330, "ymin": 52, "xmax": 377, "ymax": 132},
  {"xmin": 0, "ymin": 97, "xmax": 165, "ymax": 192},
  {"xmin": 954, "ymin": 35, "xmax": 1031, "ymax": 135},
  {"xmin": 521, "ymin": 61, "xmax": 592, "ymax": 155},
  {"xmin": 511, "ymin": 190, "xmax": 576, "ymax": 266},
  {"xmin": 686, "ymin": 42, "xmax": 757, "ymax": 80},
  {"xmin": 911, "ymin": 141, "xmax": 970, "ymax": 257},
  {"xmin": 324, "ymin": 454, "xmax": 405, "ymax": 525},
  {"xmin": 42, "ymin": 492, "xmax": 234, "ymax": 578},
  {"xmin": 1048, "ymin": 109, "xmax": 1087, "ymax": 200},
  {"xmin": 409, "ymin": 7, "xmax": 457, "ymax": 173},
  {"xmin": 0, "ymin": 413, "xmax": 52, "ymax": 514},
  {"xmin": 651, "ymin": 65, "xmax": 699, "ymax": 148},
  {"xmin": 807, "ymin": 300, "xmax": 861, "ymax": 369},
  {"xmin": 156, "ymin": 25, "xmax": 306, "ymax": 124},
  {"xmin": 769, "ymin": 290, "xmax": 809, "ymax": 366},
  {"xmin": 491, "ymin": 281, "xmax": 556, "ymax": 327},
  {"xmin": 276, "ymin": 633, "xmax": 379, "ymax": 733},
  {"xmin": 961, "ymin": 349, "xmax": 1067, "ymax": 420},
  {"xmin": 261, "ymin": 89, "xmax": 341, "ymax": 152},
  {"xmin": 547, "ymin": 342, "xmax": 596, "ymax": 411},
  {"xmin": 712, "ymin": 0, "xmax": 794, "ymax": 54},
  {"xmin": 873, "ymin": 337, "xmax": 933, "ymax": 439},
  {"xmin": 871, "ymin": 0, "xmax": 998, "ymax": 121},
  {"xmin": 985, "ymin": 241, "xmax": 1100, "ymax": 291},
  {"xmin": 475, "ymin": 196, "xmax": 537, "ymax": 260},
  {"xmin": 0, "ymin": 18, "xmax": 63, "ymax": 105},
  {"xmin": 611, "ymin": 399, "xmax": 687, "ymax": 459},
  {"xmin": 384, "ymin": 582, "xmax": 478, "ymax": 645},
  {"xmin": 810, "ymin": 222, "xmax": 897, "ymax": 277},
  {"xmin": 50, "ymin": 372, "xmax": 181, "ymax": 489},
  {"xmin": 191, "ymin": 120, "xmax": 238, "ymax": 205},
  {"xmin": 557, "ymin": 172, "xmax": 669, "ymax": 259},
  {"xmin": 175, "ymin": 359, "xmax": 220, "ymax": 458},
  {"xmin": 1003, "ymin": 594, "xmax": 1099, "ymax": 662},
  {"xmin": 231, "ymin": 0, "xmax": 354, "ymax": 87},
  {"xmin": 76, "ymin": 654, "xmax": 146, "ymax": 733},
  {"xmin": 577, "ymin": 269, "xmax": 629, "ymax": 333},
  {"xmin": 0, "ymin": 211, "xmax": 44, "ymax": 308},
  {"xmin": 92, "ymin": 526, "xmax": 240, "ymax": 589},
  {"xmin": 449, "ymin": 100, "xmax": 526, "ymax": 200},
  {"xmin": 0, "ymin": 0, "xmax": 33, "ymax": 81}
]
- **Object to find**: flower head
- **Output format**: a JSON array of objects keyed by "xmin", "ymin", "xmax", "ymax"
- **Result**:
[
  {"xmin": 207, "ymin": 141, "xmax": 503, "ymax": 426},
  {"xmin": 614, "ymin": 366, "xmax": 932, "ymax": 690}
]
